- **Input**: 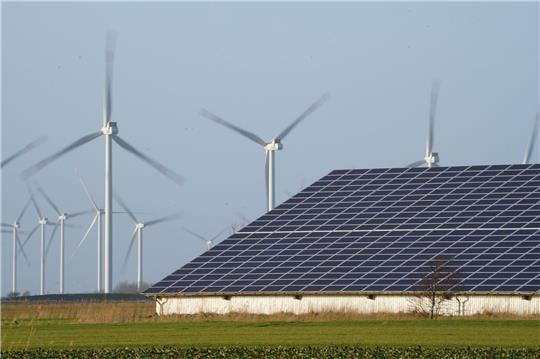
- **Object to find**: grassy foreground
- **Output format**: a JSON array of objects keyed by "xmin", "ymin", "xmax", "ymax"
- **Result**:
[{"xmin": 1, "ymin": 301, "xmax": 539, "ymax": 352}]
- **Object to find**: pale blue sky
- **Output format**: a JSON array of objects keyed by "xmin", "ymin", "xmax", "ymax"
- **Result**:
[{"xmin": 2, "ymin": 2, "xmax": 538, "ymax": 295}]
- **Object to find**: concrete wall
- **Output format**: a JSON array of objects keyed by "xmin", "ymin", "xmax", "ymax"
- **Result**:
[{"xmin": 154, "ymin": 294, "xmax": 539, "ymax": 316}]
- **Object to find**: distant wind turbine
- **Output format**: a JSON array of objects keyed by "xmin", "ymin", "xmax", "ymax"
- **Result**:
[
  {"xmin": 1, "ymin": 198, "xmax": 32, "ymax": 294},
  {"xmin": 523, "ymin": 112, "xmax": 539, "ymax": 164},
  {"xmin": 21, "ymin": 189, "xmax": 55, "ymax": 295},
  {"xmin": 183, "ymin": 227, "xmax": 228, "ymax": 250},
  {"xmin": 22, "ymin": 32, "xmax": 184, "ymax": 293},
  {"xmin": 73, "ymin": 171, "xmax": 104, "ymax": 292},
  {"xmin": 36, "ymin": 183, "xmax": 91, "ymax": 294},
  {"xmin": 408, "ymin": 80, "xmax": 441, "ymax": 168},
  {"xmin": 1, "ymin": 136, "xmax": 47, "ymax": 168},
  {"xmin": 115, "ymin": 193, "xmax": 181, "ymax": 292},
  {"xmin": 201, "ymin": 94, "xmax": 329, "ymax": 212}
]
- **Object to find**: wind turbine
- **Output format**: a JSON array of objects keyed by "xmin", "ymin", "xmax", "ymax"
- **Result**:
[
  {"xmin": 408, "ymin": 80, "xmax": 441, "ymax": 168},
  {"xmin": 36, "ymin": 184, "xmax": 91, "ymax": 294},
  {"xmin": 523, "ymin": 112, "xmax": 539, "ymax": 164},
  {"xmin": 115, "ymin": 193, "xmax": 180, "ymax": 292},
  {"xmin": 1, "ymin": 198, "xmax": 32, "ymax": 294},
  {"xmin": 73, "ymin": 172, "xmax": 104, "ymax": 292},
  {"xmin": 201, "ymin": 94, "xmax": 329, "ymax": 212},
  {"xmin": 1, "ymin": 136, "xmax": 47, "ymax": 168},
  {"xmin": 183, "ymin": 227, "xmax": 228, "ymax": 250},
  {"xmin": 20, "ymin": 189, "xmax": 54, "ymax": 295},
  {"xmin": 22, "ymin": 32, "xmax": 184, "ymax": 293}
]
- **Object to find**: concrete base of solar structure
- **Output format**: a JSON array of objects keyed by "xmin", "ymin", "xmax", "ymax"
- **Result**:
[{"xmin": 150, "ymin": 293, "xmax": 539, "ymax": 316}]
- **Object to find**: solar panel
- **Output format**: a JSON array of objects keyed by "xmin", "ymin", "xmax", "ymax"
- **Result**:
[{"xmin": 146, "ymin": 164, "xmax": 540, "ymax": 295}]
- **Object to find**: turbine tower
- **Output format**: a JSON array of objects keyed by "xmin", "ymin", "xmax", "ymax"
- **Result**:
[
  {"xmin": 183, "ymin": 227, "xmax": 228, "ymax": 250},
  {"xmin": 201, "ymin": 94, "xmax": 329, "ymax": 212},
  {"xmin": 36, "ymin": 184, "xmax": 91, "ymax": 294},
  {"xmin": 408, "ymin": 80, "xmax": 441, "ymax": 168},
  {"xmin": 523, "ymin": 112, "xmax": 539, "ymax": 164},
  {"xmin": 1, "ymin": 198, "xmax": 32, "ymax": 294},
  {"xmin": 1, "ymin": 136, "xmax": 47, "ymax": 168},
  {"xmin": 115, "ymin": 193, "xmax": 180, "ymax": 292},
  {"xmin": 22, "ymin": 32, "xmax": 184, "ymax": 293}
]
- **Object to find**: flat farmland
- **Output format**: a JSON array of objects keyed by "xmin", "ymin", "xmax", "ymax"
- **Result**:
[{"xmin": 1, "ymin": 301, "xmax": 539, "ymax": 357}]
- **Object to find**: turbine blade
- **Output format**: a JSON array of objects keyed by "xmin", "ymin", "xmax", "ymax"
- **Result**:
[
  {"xmin": 68, "ymin": 209, "xmax": 94, "ymax": 218},
  {"xmin": 113, "ymin": 193, "xmax": 138, "ymax": 224},
  {"xmin": 72, "ymin": 214, "xmax": 98, "ymax": 258},
  {"xmin": 183, "ymin": 227, "xmax": 207, "ymax": 242},
  {"xmin": 16, "ymin": 232, "xmax": 31, "ymax": 267},
  {"xmin": 22, "ymin": 132, "xmax": 102, "ymax": 179},
  {"xmin": 112, "ymin": 136, "xmax": 185, "ymax": 186},
  {"xmin": 45, "ymin": 222, "xmax": 59, "ymax": 258},
  {"xmin": 145, "ymin": 213, "xmax": 181, "ymax": 227},
  {"xmin": 276, "ymin": 93, "xmax": 330, "ymax": 141},
  {"xmin": 122, "ymin": 227, "xmax": 138, "ymax": 272},
  {"xmin": 104, "ymin": 31, "xmax": 117, "ymax": 126},
  {"xmin": 28, "ymin": 188, "xmax": 43, "ymax": 220},
  {"xmin": 523, "ymin": 112, "xmax": 539, "ymax": 164},
  {"xmin": 20, "ymin": 224, "xmax": 39, "ymax": 250},
  {"xmin": 76, "ymin": 169, "xmax": 100, "ymax": 211},
  {"xmin": 1, "ymin": 223, "xmax": 12, "ymax": 228},
  {"xmin": 35, "ymin": 183, "xmax": 61, "ymax": 215},
  {"xmin": 16, "ymin": 197, "xmax": 33, "ymax": 223},
  {"xmin": 426, "ymin": 80, "xmax": 440, "ymax": 157},
  {"xmin": 407, "ymin": 160, "xmax": 426, "ymax": 168},
  {"xmin": 200, "ymin": 109, "xmax": 267, "ymax": 147},
  {"xmin": 1, "ymin": 136, "xmax": 48, "ymax": 168},
  {"xmin": 210, "ymin": 227, "xmax": 229, "ymax": 242}
]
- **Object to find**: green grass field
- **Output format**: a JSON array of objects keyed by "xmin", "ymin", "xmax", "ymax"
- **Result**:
[
  {"xmin": 2, "ymin": 301, "xmax": 539, "ymax": 356},
  {"xmin": 2, "ymin": 319, "xmax": 539, "ymax": 350}
]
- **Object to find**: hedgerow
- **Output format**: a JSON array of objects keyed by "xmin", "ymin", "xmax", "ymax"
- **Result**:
[{"xmin": 2, "ymin": 346, "xmax": 540, "ymax": 358}]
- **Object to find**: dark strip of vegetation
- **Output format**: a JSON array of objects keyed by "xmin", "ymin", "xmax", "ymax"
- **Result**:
[
  {"xmin": 2, "ymin": 346, "xmax": 539, "ymax": 358},
  {"xmin": 1, "ymin": 293, "xmax": 150, "ymax": 303}
]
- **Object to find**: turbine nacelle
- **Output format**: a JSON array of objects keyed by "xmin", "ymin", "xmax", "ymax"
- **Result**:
[
  {"xmin": 136, "ymin": 223, "xmax": 145, "ymax": 230},
  {"xmin": 39, "ymin": 218, "xmax": 48, "ymax": 225},
  {"xmin": 13, "ymin": 222, "xmax": 20, "ymax": 229},
  {"xmin": 424, "ymin": 152, "xmax": 439, "ymax": 166},
  {"xmin": 59, "ymin": 213, "xmax": 67, "ymax": 221},
  {"xmin": 102, "ymin": 122, "xmax": 118, "ymax": 135},
  {"xmin": 265, "ymin": 139, "xmax": 283, "ymax": 151}
]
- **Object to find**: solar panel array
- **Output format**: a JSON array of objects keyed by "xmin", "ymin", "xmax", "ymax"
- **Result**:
[{"xmin": 146, "ymin": 164, "xmax": 540, "ymax": 295}]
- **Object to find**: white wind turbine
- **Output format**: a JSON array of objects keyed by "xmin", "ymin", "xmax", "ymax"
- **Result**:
[
  {"xmin": 201, "ymin": 94, "xmax": 329, "ymax": 212},
  {"xmin": 73, "ymin": 172, "xmax": 104, "ymax": 292},
  {"xmin": 183, "ymin": 227, "xmax": 228, "ymax": 250},
  {"xmin": 20, "ymin": 189, "xmax": 54, "ymax": 295},
  {"xmin": 22, "ymin": 32, "xmax": 184, "ymax": 293},
  {"xmin": 36, "ymin": 184, "xmax": 91, "ymax": 294},
  {"xmin": 1, "ymin": 136, "xmax": 47, "ymax": 168},
  {"xmin": 523, "ymin": 112, "xmax": 539, "ymax": 164},
  {"xmin": 115, "ymin": 193, "xmax": 181, "ymax": 292},
  {"xmin": 408, "ymin": 80, "xmax": 441, "ymax": 168},
  {"xmin": 1, "ymin": 198, "xmax": 32, "ymax": 294}
]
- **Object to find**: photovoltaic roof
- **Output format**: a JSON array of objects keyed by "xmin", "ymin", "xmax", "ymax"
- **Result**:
[{"xmin": 146, "ymin": 164, "xmax": 540, "ymax": 295}]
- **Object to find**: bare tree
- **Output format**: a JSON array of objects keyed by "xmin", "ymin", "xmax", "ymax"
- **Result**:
[{"xmin": 409, "ymin": 256, "xmax": 462, "ymax": 319}]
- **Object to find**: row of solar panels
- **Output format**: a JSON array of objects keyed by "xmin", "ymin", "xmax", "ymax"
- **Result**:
[
  {"xmin": 146, "ymin": 164, "xmax": 539, "ymax": 295},
  {"xmin": 146, "ymin": 227, "xmax": 539, "ymax": 294}
]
